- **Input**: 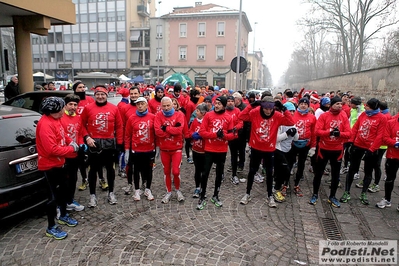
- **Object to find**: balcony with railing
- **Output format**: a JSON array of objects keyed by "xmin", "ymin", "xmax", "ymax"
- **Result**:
[{"xmin": 137, "ymin": 5, "xmax": 150, "ymax": 17}]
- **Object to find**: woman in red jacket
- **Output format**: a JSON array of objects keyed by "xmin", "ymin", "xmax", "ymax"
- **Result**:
[
  {"xmin": 37, "ymin": 97, "xmax": 79, "ymax": 240},
  {"xmin": 124, "ymin": 97, "xmax": 156, "ymax": 201}
]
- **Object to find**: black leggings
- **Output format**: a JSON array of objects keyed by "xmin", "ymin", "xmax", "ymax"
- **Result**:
[
  {"xmin": 274, "ymin": 149, "xmax": 290, "ymax": 190},
  {"xmin": 312, "ymin": 149, "xmax": 342, "ymax": 198},
  {"xmin": 131, "ymin": 151, "xmax": 155, "ymax": 190},
  {"xmin": 373, "ymin": 148, "xmax": 386, "ymax": 185},
  {"xmin": 288, "ymin": 145, "xmax": 310, "ymax": 186},
  {"xmin": 88, "ymin": 149, "xmax": 116, "ymax": 194},
  {"xmin": 246, "ymin": 148, "xmax": 274, "ymax": 197},
  {"xmin": 44, "ymin": 167, "xmax": 68, "ymax": 228},
  {"xmin": 200, "ymin": 152, "xmax": 227, "ymax": 199},
  {"xmin": 185, "ymin": 138, "xmax": 192, "ymax": 158},
  {"xmin": 65, "ymin": 157, "xmax": 79, "ymax": 204},
  {"xmin": 228, "ymin": 139, "xmax": 240, "ymax": 176},
  {"xmin": 193, "ymin": 151, "xmax": 205, "ymax": 188},
  {"xmin": 384, "ymin": 158, "xmax": 399, "ymax": 202}
]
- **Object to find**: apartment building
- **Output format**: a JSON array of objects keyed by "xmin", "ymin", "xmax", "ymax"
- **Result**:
[
  {"xmin": 31, "ymin": 0, "xmax": 155, "ymax": 82},
  {"xmin": 153, "ymin": 2, "xmax": 252, "ymax": 89}
]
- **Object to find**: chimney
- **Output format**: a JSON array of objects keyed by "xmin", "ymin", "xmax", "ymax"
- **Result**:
[{"xmin": 195, "ymin": 2, "xmax": 202, "ymax": 7}]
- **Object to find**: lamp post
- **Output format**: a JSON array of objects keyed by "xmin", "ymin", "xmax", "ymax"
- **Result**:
[
  {"xmin": 252, "ymin": 22, "xmax": 257, "ymax": 89},
  {"xmin": 156, "ymin": 1, "xmax": 161, "ymax": 83},
  {"xmin": 235, "ymin": 0, "xmax": 243, "ymax": 91}
]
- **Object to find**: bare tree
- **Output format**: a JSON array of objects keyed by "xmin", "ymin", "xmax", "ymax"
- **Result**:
[{"xmin": 305, "ymin": 0, "xmax": 398, "ymax": 72}]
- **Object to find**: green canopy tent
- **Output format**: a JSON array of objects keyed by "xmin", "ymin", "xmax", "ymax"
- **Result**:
[{"xmin": 162, "ymin": 73, "xmax": 194, "ymax": 89}]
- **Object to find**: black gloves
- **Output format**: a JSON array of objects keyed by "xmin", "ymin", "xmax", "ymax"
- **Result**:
[
  {"xmin": 161, "ymin": 125, "xmax": 168, "ymax": 131},
  {"xmin": 286, "ymin": 127, "xmax": 297, "ymax": 137},
  {"xmin": 216, "ymin": 129, "xmax": 224, "ymax": 139},
  {"xmin": 250, "ymin": 101, "xmax": 261, "ymax": 108},
  {"xmin": 330, "ymin": 127, "xmax": 340, "ymax": 137},
  {"xmin": 274, "ymin": 101, "xmax": 286, "ymax": 111},
  {"xmin": 174, "ymin": 122, "xmax": 181, "ymax": 127}
]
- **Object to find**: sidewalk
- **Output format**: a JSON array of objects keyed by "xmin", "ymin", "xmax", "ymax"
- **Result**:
[{"xmin": 0, "ymin": 156, "xmax": 398, "ymax": 265}]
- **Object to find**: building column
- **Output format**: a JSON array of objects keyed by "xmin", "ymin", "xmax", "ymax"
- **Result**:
[{"xmin": 13, "ymin": 17, "xmax": 34, "ymax": 93}]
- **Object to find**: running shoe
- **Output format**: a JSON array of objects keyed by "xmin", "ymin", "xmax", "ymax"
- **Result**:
[
  {"xmin": 119, "ymin": 169, "xmax": 127, "ymax": 178},
  {"xmin": 133, "ymin": 190, "xmax": 141, "ymax": 201},
  {"xmin": 324, "ymin": 168, "xmax": 330, "ymax": 175},
  {"xmin": 144, "ymin": 188, "xmax": 154, "ymax": 201},
  {"xmin": 46, "ymin": 225, "xmax": 68, "ymax": 240},
  {"xmin": 309, "ymin": 194, "xmax": 318, "ymax": 205},
  {"xmin": 176, "ymin": 190, "xmax": 185, "ymax": 202},
  {"xmin": 88, "ymin": 194, "xmax": 97, "ymax": 208},
  {"xmin": 267, "ymin": 196, "xmax": 277, "ymax": 208},
  {"xmin": 57, "ymin": 214, "xmax": 78, "ymax": 227},
  {"xmin": 231, "ymin": 176, "xmax": 239, "ymax": 185},
  {"xmin": 293, "ymin": 186, "xmax": 303, "ymax": 197},
  {"xmin": 161, "ymin": 192, "xmax": 172, "ymax": 204},
  {"xmin": 254, "ymin": 173, "xmax": 265, "ymax": 183},
  {"xmin": 376, "ymin": 198, "xmax": 391, "ymax": 209},
  {"xmin": 308, "ymin": 166, "xmax": 314, "ymax": 173},
  {"xmin": 340, "ymin": 191, "xmax": 351, "ymax": 203},
  {"xmin": 78, "ymin": 180, "xmax": 88, "ymax": 191},
  {"xmin": 281, "ymin": 185, "xmax": 288, "ymax": 197},
  {"xmin": 240, "ymin": 194, "xmax": 251, "ymax": 205},
  {"xmin": 356, "ymin": 180, "xmax": 363, "ymax": 188},
  {"xmin": 211, "ymin": 196, "xmax": 223, "ymax": 207},
  {"xmin": 99, "ymin": 179, "xmax": 109, "ymax": 190},
  {"xmin": 353, "ymin": 173, "xmax": 360, "ymax": 180},
  {"xmin": 123, "ymin": 184, "xmax": 133, "ymax": 195},
  {"xmin": 66, "ymin": 200, "xmax": 85, "ymax": 211},
  {"xmin": 239, "ymin": 177, "xmax": 246, "ymax": 183},
  {"xmin": 197, "ymin": 198, "xmax": 207, "ymax": 210},
  {"xmin": 368, "ymin": 184, "xmax": 380, "ymax": 193},
  {"xmin": 359, "ymin": 192, "xmax": 369, "ymax": 205},
  {"xmin": 193, "ymin": 188, "xmax": 201, "ymax": 198},
  {"xmin": 340, "ymin": 167, "xmax": 348, "ymax": 175},
  {"xmin": 108, "ymin": 192, "xmax": 118, "ymax": 205},
  {"xmin": 273, "ymin": 190, "xmax": 285, "ymax": 203},
  {"xmin": 187, "ymin": 158, "xmax": 194, "ymax": 164},
  {"xmin": 328, "ymin": 196, "xmax": 341, "ymax": 208}
]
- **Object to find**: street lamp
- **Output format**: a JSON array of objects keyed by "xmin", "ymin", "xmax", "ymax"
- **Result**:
[
  {"xmin": 252, "ymin": 22, "xmax": 257, "ymax": 89},
  {"xmin": 156, "ymin": 1, "xmax": 161, "ymax": 83}
]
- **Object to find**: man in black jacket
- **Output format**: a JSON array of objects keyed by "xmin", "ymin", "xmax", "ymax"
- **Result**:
[{"xmin": 4, "ymin": 76, "xmax": 20, "ymax": 100}]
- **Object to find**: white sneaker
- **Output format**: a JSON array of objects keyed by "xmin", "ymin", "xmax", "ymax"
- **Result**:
[
  {"xmin": 240, "ymin": 194, "xmax": 251, "ymax": 205},
  {"xmin": 161, "ymin": 192, "xmax": 172, "ymax": 203},
  {"xmin": 267, "ymin": 196, "xmax": 277, "ymax": 208},
  {"xmin": 376, "ymin": 198, "xmax": 391, "ymax": 209},
  {"xmin": 353, "ymin": 173, "xmax": 360, "ymax": 180},
  {"xmin": 176, "ymin": 190, "xmax": 185, "ymax": 202},
  {"xmin": 340, "ymin": 167, "xmax": 349, "ymax": 175},
  {"xmin": 239, "ymin": 177, "xmax": 246, "ymax": 183},
  {"xmin": 123, "ymin": 184, "xmax": 133, "ymax": 195},
  {"xmin": 108, "ymin": 192, "xmax": 118, "ymax": 205},
  {"xmin": 66, "ymin": 200, "xmax": 85, "ymax": 211},
  {"xmin": 144, "ymin": 188, "xmax": 154, "ymax": 201},
  {"xmin": 133, "ymin": 189, "xmax": 141, "ymax": 201},
  {"xmin": 231, "ymin": 176, "xmax": 239, "ymax": 185},
  {"xmin": 88, "ymin": 194, "xmax": 97, "ymax": 208}
]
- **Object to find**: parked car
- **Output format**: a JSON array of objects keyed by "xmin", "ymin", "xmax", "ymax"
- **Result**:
[
  {"xmin": 2, "ymin": 90, "xmax": 121, "ymax": 113},
  {"xmin": 0, "ymin": 106, "xmax": 48, "ymax": 221}
]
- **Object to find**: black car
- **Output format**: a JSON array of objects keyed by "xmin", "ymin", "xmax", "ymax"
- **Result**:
[
  {"xmin": 0, "ymin": 106, "xmax": 48, "ymax": 221},
  {"xmin": 2, "ymin": 90, "xmax": 121, "ymax": 113}
]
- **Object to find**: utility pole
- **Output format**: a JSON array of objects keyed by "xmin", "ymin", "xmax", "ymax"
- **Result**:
[
  {"xmin": 252, "ymin": 22, "xmax": 257, "ymax": 89},
  {"xmin": 235, "ymin": 0, "xmax": 242, "ymax": 91},
  {"xmin": 156, "ymin": 1, "xmax": 161, "ymax": 83}
]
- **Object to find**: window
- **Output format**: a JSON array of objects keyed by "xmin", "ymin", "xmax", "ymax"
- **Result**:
[
  {"xmin": 197, "ymin": 46, "xmax": 205, "ymax": 60},
  {"xmin": 217, "ymin": 22, "xmax": 225, "ymax": 36},
  {"xmin": 99, "ymin": 53, "xmax": 107, "ymax": 61},
  {"xmin": 99, "ymin": 32, "xmax": 107, "ymax": 42},
  {"xmin": 90, "ymin": 33, "xmax": 97, "ymax": 42},
  {"xmin": 72, "ymin": 34, "xmax": 80, "ymax": 43},
  {"xmin": 73, "ymin": 53, "xmax": 80, "ymax": 62},
  {"xmin": 98, "ymin": 12, "xmax": 107, "ymax": 22},
  {"xmin": 47, "ymin": 33, "xmax": 55, "ymax": 44},
  {"xmin": 117, "ymin": 32, "xmax": 125, "ymax": 41},
  {"xmin": 107, "ymin": 12, "xmax": 116, "ymax": 21},
  {"xmin": 117, "ymin": 11, "xmax": 125, "ymax": 21},
  {"xmin": 180, "ymin": 23, "xmax": 187, "ymax": 37},
  {"xmin": 179, "ymin": 46, "xmax": 187, "ymax": 60},
  {"xmin": 156, "ymin": 48, "xmax": 163, "ymax": 61},
  {"xmin": 90, "ymin": 53, "xmax": 98, "ymax": 61},
  {"xmin": 108, "ymin": 32, "xmax": 116, "ymax": 41},
  {"xmin": 108, "ymin": 52, "xmax": 116, "ymax": 61},
  {"xmin": 156, "ymin": 25, "xmax": 163, "ymax": 38},
  {"xmin": 89, "ymin": 13, "xmax": 97, "ymax": 22},
  {"xmin": 65, "ymin": 53, "xmax": 72, "ymax": 62},
  {"xmin": 118, "ymin": 52, "xmax": 125, "ymax": 61},
  {"xmin": 80, "ymin": 14, "xmax": 88, "ymax": 23},
  {"xmin": 198, "ymin": 22, "xmax": 205, "ymax": 37},
  {"xmin": 33, "ymin": 54, "xmax": 40, "ymax": 63},
  {"xmin": 81, "ymin": 53, "xmax": 90, "ymax": 61},
  {"xmin": 32, "ymin": 37, "xmax": 39, "ymax": 45},
  {"xmin": 216, "ymin": 46, "xmax": 224, "ymax": 60},
  {"xmin": 81, "ymin": 33, "xmax": 89, "ymax": 42},
  {"xmin": 64, "ymin": 34, "xmax": 71, "ymax": 43}
]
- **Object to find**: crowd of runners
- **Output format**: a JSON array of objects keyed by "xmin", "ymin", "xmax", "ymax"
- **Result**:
[{"xmin": 36, "ymin": 83, "xmax": 399, "ymax": 240}]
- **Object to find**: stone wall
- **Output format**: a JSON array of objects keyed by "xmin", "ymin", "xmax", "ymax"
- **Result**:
[{"xmin": 291, "ymin": 64, "xmax": 399, "ymax": 114}]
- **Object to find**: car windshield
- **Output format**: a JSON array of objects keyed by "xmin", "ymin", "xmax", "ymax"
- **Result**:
[{"xmin": 0, "ymin": 116, "xmax": 40, "ymax": 150}]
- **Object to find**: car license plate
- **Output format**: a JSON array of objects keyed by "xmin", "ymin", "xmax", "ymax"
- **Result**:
[{"xmin": 16, "ymin": 159, "xmax": 38, "ymax": 174}]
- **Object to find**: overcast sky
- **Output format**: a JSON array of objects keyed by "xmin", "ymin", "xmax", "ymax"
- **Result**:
[{"xmin": 158, "ymin": 0, "xmax": 310, "ymax": 86}]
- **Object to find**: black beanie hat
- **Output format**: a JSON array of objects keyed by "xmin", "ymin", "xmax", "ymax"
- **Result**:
[
  {"xmin": 366, "ymin": 98, "xmax": 379, "ymax": 110},
  {"xmin": 330, "ymin": 96, "xmax": 342, "ymax": 107},
  {"xmin": 227, "ymin": 96, "xmax": 234, "ymax": 101},
  {"xmin": 350, "ymin": 96, "xmax": 362, "ymax": 105},
  {"xmin": 298, "ymin": 97, "xmax": 310, "ymax": 106},
  {"xmin": 64, "ymin": 93, "xmax": 80, "ymax": 104},
  {"xmin": 72, "ymin": 82, "xmax": 83, "ymax": 92},
  {"xmin": 216, "ymin": 96, "xmax": 227, "ymax": 107}
]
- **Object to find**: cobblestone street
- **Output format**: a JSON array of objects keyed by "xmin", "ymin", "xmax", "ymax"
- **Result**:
[{"xmin": 1, "ymin": 155, "xmax": 399, "ymax": 265}]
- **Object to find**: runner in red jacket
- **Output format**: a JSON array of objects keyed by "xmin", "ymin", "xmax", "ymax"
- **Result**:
[
  {"xmin": 309, "ymin": 96, "xmax": 351, "ymax": 208},
  {"xmin": 37, "ymin": 97, "xmax": 79, "ymax": 240},
  {"xmin": 340, "ymin": 98, "xmax": 388, "ymax": 205},
  {"xmin": 73, "ymin": 81, "xmax": 94, "ymax": 115},
  {"xmin": 124, "ymin": 97, "xmax": 156, "ymax": 201},
  {"xmin": 238, "ymin": 96, "xmax": 295, "ymax": 207},
  {"xmin": 154, "ymin": 97, "xmax": 188, "ymax": 204},
  {"xmin": 196, "ymin": 96, "xmax": 236, "ymax": 210},
  {"xmin": 81, "ymin": 86, "xmax": 124, "ymax": 208},
  {"xmin": 148, "ymin": 85, "xmax": 164, "ymax": 114}
]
